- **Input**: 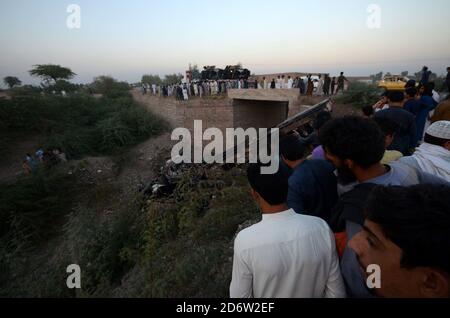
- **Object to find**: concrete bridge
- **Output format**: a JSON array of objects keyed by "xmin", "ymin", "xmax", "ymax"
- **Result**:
[
  {"xmin": 227, "ymin": 89, "xmax": 307, "ymax": 130},
  {"xmin": 132, "ymin": 88, "xmax": 327, "ymax": 133}
]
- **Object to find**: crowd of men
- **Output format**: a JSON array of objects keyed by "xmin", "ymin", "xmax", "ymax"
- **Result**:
[
  {"xmin": 260, "ymin": 72, "xmax": 349, "ymax": 96},
  {"xmin": 141, "ymin": 79, "xmax": 248, "ymax": 100},
  {"xmin": 230, "ymin": 67, "xmax": 450, "ymax": 299},
  {"xmin": 140, "ymin": 72, "xmax": 350, "ymax": 100}
]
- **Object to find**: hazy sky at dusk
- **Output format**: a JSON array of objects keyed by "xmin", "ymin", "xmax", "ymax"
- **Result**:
[{"xmin": 1, "ymin": 0, "xmax": 449, "ymax": 85}]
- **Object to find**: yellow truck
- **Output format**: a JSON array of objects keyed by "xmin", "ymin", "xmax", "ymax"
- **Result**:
[{"xmin": 378, "ymin": 75, "xmax": 409, "ymax": 91}]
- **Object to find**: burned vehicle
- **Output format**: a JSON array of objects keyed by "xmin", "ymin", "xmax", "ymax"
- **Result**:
[{"xmin": 201, "ymin": 65, "xmax": 251, "ymax": 80}]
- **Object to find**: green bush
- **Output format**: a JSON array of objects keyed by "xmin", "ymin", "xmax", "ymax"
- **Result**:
[
  {"xmin": 141, "ymin": 165, "xmax": 259, "ymax": 298},
  {"xmin": 0, "ymin": 94, "xmax": 169, "ymax": 158},
  {"xmin": 62, "ymin": 198, "xmax": 147, "ymax": 296},
  {"xmin": 336, "ymin": 82, "xmax": 382, "ymax": 109},
  {"xmin": 0, "ymin": 169, "xmax": 79, "ymax": 252}
]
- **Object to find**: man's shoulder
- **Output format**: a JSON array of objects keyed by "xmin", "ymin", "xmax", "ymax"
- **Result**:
[
  {"xmin": 381, "ymin": 107, "xmax": 415, "ymax": 123},
  {"xmin": 388, "ymin": 162, "xmax": 420, "ymax": 185},
  {"xmin": 398, "ymin": 155, "xmax": 419, "ymax": 167},
  {"xmin": 290, "ymin": 160, "xmax": 334, "ymax": 183},
  {"xmin": 234, "ymin": 214, "xmax": 330, "ymax": 251},
  {"xmin": 302, "ymin": 159, "xmax": 334, "ymax": 171}
]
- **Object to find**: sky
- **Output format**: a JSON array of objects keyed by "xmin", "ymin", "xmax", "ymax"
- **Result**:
[{"xmin": 1, "ymin": 0, "xmax": 449, "ymax": 86}]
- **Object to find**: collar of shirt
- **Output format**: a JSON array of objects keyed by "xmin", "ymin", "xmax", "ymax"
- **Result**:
[{"xmin": 262, "ymin": 209, "xmax": 296, "ymax": 221}]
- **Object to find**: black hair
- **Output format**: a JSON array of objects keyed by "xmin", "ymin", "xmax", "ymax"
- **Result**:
[
  {"xmin": 362, "ymin": 105, "xmax": 375, "ymax": 117},
  {"xmin": 313, "ymin": 111, "xmax": 332, "ymax": 130},
  {"xmin": 319, "ymin": 116, "xmax": 385, "ymax": 168},
  {"xmin": 247, "ymin": 163, "xmax": 289, "ymax": 206},
  {"xmin": 365, "ymin": 185, "xmax": 450, "ymax": 274},
  {"xmin": 405, "ymin": 87, "xmax": 417, "ymax": 98},
  {"xmin": 405, "ymin": 80, "xmax": 416, "ymax": 89},
  {"xmin": 279, "ymin": 132, "xmax": 309, "ymax": 161},
  {"xmin": 387, "ymin": 91, "xmax": 405, "ymax": 103},
  {"xmin": 424, "ymin": 133, "xmax": 449, "ymax": 147},
  {"xmin": 373, "ymin": 116, "xmax": 398, "ymax": 137},
  {"xmin": 423, "ymin": 83, "xmax": 434, "ymax": 97}
]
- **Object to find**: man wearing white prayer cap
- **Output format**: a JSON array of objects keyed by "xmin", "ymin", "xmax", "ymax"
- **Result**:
[{"xmin": 399, "ymin": 121, "xmax": 450, "ymax": 180}]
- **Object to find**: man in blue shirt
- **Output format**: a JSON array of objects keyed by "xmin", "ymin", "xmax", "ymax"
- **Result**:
[
  {"xmin": 374, "ymin": 91, "xmax": 416, "ymax": 155},
  {"xmin": 280, "ymin": 132, "xmax": 338, "ymax": 224},
  {"xmin": 404, "ymin": 87, "xmax": 421, "ymax": 117}
]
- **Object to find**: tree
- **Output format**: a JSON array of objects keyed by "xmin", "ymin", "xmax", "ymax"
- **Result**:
[
  {"xmin": 3, "ymin": 76, "xmax": 22, "ymax": 89},
  {"xmin": 52, "ymin": 80, "xmax": 77, "ymax": 93},
  {"xmin": 401, "ymin": 71, "xmax": 409, "ymax": 77},
  {"xmin": 189, "ymin": 63, "xmax": 201, "ymax": 80},
  {"xmin": 91, "ymin": 76, "xmax": 130, "ymax": 98},
  {"xmin": 141, "ymin": 74, "xmax": 162, "ymax": 86},
  {"xmin": 29, "ymin": 64, "xmax": 76, "ymax": 86},
  {"xmin": 163, "ymin": 73, "xmax": 184, "ymax": 85}
]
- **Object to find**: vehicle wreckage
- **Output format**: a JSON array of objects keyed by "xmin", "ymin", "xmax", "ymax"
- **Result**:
[
  {"xmin": 142, "ymin": 98, "xmax": 332, "ymax": 198},
  {"xmin": 201, "ymin": 65, "xmax": 251, "ymax": 81}
]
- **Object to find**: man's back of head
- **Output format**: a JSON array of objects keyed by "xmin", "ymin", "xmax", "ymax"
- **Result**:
[
  {"xmin": 247, "ymin": 162, "xmax": 289, "ymax": 208},
  {"xmin": 279, "ymin": 132, "xmax": 309, "ymax": 168},
  {"xmin": 387, "ymin": 91, "xmax": 405, "ymax": 106},
  {"xmin": 405, "ymin": 87, "xmax": 417, "ymax": 99}
]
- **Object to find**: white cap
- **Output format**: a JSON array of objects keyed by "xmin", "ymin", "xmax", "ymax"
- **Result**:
[{"xmin": 426, "ymin": 121, "xmax": 450, "ymax": 140}]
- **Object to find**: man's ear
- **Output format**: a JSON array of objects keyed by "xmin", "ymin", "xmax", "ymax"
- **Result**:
[
  {"xmin": 444, "ymin": 141, "xmax": 450, "ymax": 151},
  {"xmin": 344, "ymin": 159, "xmax": 355, "ymax": 170},
  {"xmin": 420, "ymin": 268, "xmax": 449, "ymax": 298},
  {"xmin": 281, "ymin": 155, "xmax": 291, "ymax": 168},
  {"xmin": 250, "ymin": 188, "xmax": 260, "ymax": 202}
]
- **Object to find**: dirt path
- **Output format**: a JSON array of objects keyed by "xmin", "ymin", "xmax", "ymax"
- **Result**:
[
  {"xmin": 131, "ymin": 89, "xmax": 180, "ymax": 128},
  {"xmin": 114, "ymin": 132, "xmax": 174, "ymax": 193}
]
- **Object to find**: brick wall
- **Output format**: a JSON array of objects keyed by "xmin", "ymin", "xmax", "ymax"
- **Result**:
[{"xmin": 132, "ymin": 89, "xmax": 325, "ymax": 133}]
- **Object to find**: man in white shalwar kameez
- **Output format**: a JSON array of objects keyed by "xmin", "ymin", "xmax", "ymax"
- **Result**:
[
  {"xmin": 316, "ymin": 75, "xmax": 324, "ymax": 96},
  {"xmin": 287, "ymin": 76, "xmax": 293, "ymax": 89},
  {"xmin": 399, "ymin": 121, "xmax": 450, "ymax": 180}
]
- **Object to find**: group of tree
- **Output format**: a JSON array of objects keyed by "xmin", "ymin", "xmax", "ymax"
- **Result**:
[
  {"xmin": 3, "ymin": 64, "xmax": 135, "ymax": 98},
  {"xmin": 3, "ymin": 76, "xmax": 22, "ymax": 89},
  {"xmin": 370, "ymin": 67, "xmax": 443, "ymax": 85},
  {"xmin": 141, "ymin": 73, "xmax": 184, "ymax": 86}
]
